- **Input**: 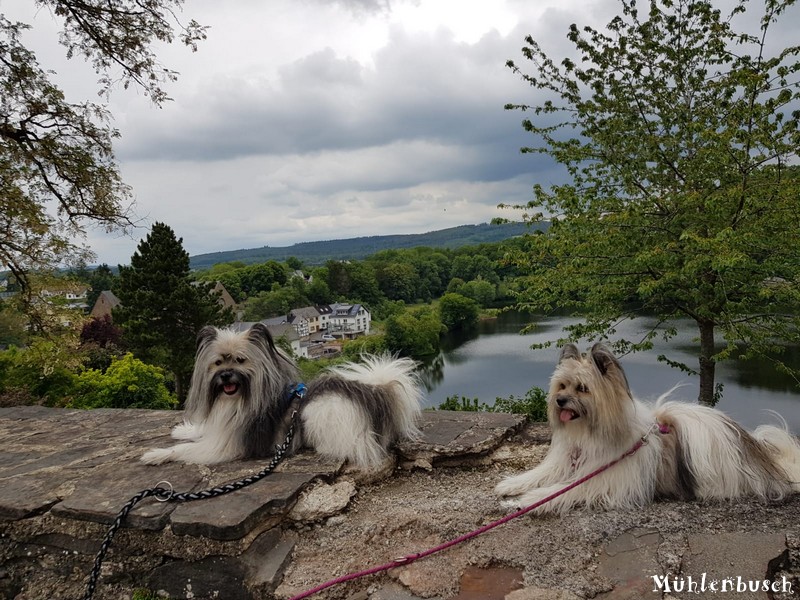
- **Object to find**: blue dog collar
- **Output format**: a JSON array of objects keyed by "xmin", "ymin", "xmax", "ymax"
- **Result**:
[{"xmin": 288, "ymin": 383, "xmax": 307, "ymax": 400}]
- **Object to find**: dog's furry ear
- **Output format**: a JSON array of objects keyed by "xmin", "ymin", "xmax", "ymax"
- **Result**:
[
  {"xmin": 589, "ymin": 343, "xmax": 620, "ymax": 375},
  {"xmin": 248, "ymin": 322, "xmax": 278, "ymax": 353},
  {"xmin": 589, "ymin": 343, "xmax": 632, "ymax": 396},
  {"xmin": 559, "ymin": 344, "xmax": 582, "ymax": 363},
  {"xmin": 196, "ymin": 326, "xmax": 218, "ymax": 350}
]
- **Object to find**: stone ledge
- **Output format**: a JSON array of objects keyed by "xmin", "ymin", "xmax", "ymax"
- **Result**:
[
  {"xmin": 0, "ymin": 406, "xmax": 526, "ymax": 599},
  {"xmin": 398, "ymin": 410, "xmax": 527, "ymax": 469}
]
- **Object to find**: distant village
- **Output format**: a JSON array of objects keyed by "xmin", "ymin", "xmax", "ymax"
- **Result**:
[{"xmin": 3, "ymin": 277, "xmax": 369, "ymax": 360}]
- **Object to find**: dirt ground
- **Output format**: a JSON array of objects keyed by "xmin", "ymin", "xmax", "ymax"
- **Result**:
[{"xmin": 275, "ymin": 437, "xmax": 800, "ymax": 599}]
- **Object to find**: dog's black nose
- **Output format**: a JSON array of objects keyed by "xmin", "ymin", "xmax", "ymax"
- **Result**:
[
  {"xmin": 556, "ymin": 396, "xmax": 569, "ymax": 407},
  {"xmin": 219, "ymin": 369, "xmax": 234, "ymax": 382}
]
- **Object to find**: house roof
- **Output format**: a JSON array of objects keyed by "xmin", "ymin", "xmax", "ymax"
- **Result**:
[
  {"xmin": 212, "ymin": 281, "xmax": 237, "ymax": 309},
  {"xmin": 230, "ymin": 321, "xmax": 299, "ymax": 342},
  {"xmin": 330, "ymin": 303, "xmax": 366, "ymax": 318},
  {"xmin": 89, "ymin": 290, "xmax": 121, "ymax": 319},
  {"xmin": 289, "ymin": 306, "xmax": 321, "ymax": 320}
]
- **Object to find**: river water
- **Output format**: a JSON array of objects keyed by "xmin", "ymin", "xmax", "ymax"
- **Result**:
[{"xmin": 419, "ymin": 312, "xmax": 800, "ymax": 434}]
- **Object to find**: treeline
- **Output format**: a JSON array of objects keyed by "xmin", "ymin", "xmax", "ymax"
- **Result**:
[
  {"xmin": 188, "ymin": 221, "xmax": 537, "ymax": 269},
  {"xmin": 195, "ymin": 241, "xmax": 528, "ymax": 322}
]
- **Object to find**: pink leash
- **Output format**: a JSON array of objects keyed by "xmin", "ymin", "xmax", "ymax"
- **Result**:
[{"xmin": 289, "ymin": 432, "xmax": 653, "ymax": 600}]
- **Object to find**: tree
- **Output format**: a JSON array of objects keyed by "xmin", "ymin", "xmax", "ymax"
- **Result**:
[
  {"xmin": 0, "ymin": 300, "xmax": 27, "ymax": 348},
  {"xmin": 286, "ymin": 256, "xmax": 304, "ymax": 271},
  {"xmin": 460, "ymin": 279, "xmax": 496, "ymax": 307},
  {"xmin": 239, "ymin": 261, "xmax": 289, "ymax": 296},
  {"xmin": 242, "ymin": 287, "xmax": 306, "ymax": 320},
  {"xmin": 80, "ymin": 313, "xmax": 124, "ymax": 371},
  {"xmin": 306, "ymin": 274, "xmax": 333, "ymax": 305},
  {"xmin": 506, "ymin": 0, "xmax": 800, "ymax": 404},
  {"xmin": 325, "ymin": 260, "xmax": 383, "ymax": 305},
  {"xmin": 384, "ymin": 306, "xmax": 444, "ymax": 358},
  {"xmin": 114, "ymin": 222, "xmax": 231, "ymax": 402},
  {"xmin": 0, "ymin": 2, "xmax": 206, "ymax": 316},
  {"xmin": 438, "ymin": 293, "xmax": 480, "ymax": 331},
  {"xmin": 376, "ymin": 262, "xmax": 419, "ymax": 302}
]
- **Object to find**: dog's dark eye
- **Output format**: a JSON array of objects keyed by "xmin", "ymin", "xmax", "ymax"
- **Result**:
[
  {"xmin": 577, "ymin": 383, "xmax": 589, "ymax": 393},
  {"xmin": 214, "ymin": 359, "xmax": 222, "ymax": 366},
  {"xmin": 558, "ymin": 383, "xmax": 566, "ymax": 391},
  {"xmin": 236, "ymin": 357, "xmax": 245, "ymax": 364}
]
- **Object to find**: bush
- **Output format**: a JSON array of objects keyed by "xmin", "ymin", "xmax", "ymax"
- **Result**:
[
  {"xmin": 71, "ymin": 353, "xmax": 177, "ymax": 409},
  {"xmin": 384, "ymin": 306, "xmax": 444, "ymax": 358},
  {"xmin": 341, "ymin": 334, "xmax": 388, "ymax": 360},
  {"xmin": 0, "ymin": 343, "xmax": 79, "ymax": 407},
  {"xmin": 438, "ymin": 386, "xmax": 548, "ymax": 422},
  {"xmin": 438, "ymin": 292, "xmax": 479, "ymax": 330}
]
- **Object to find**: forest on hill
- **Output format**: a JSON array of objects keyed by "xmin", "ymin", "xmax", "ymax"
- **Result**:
[{"xmin": 189, "ymin": 222, "xmax": 542, "ymax": 269}]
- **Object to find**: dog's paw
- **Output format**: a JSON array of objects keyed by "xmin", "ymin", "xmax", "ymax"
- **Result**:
[
  {"xmin": 171, "ymin": 422, "xmax": 198, "ymax": 441},
  {"xmin": 141, "ymin": 448, "xmax": 175, "ymax": 465},
  {"xmin": 500, "ymin": 498, "xmax": 523, "ymax": 511},
  {"xmin": 494, "ymin": 474, "xmax": 534, "ymax": 497}
]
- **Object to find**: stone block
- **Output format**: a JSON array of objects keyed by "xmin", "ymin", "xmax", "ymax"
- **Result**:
[
  {"xmin": 51, "ymin": 460, "xmax": 204, "ymax": 530},
  {"xmin": 398, "ymin": 411, "xmax": 526, "ymax": 466},
  {"xmin": 169, "ymin": 472, "xmax": 319, "ymax": 539},
  {"xmin": 288, "ymin": 481, "xmax": 356, "ymax": 522},
  {"xmin": 675, "ymin": 532, "xmax": 788, "ymax": 600},
  {"xmin": 148, "ymin": 555, "xmax": 251, "ymax": 600},
  {"xmin": 451, "ymin": 566, "xmax": 524, "ymax": 600}
]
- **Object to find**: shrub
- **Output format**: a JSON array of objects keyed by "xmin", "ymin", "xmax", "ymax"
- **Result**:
[
  {"xmin": 341, "ymin": 334, "xmax": 388, "ymax": 360},
  {"xmin": 438, "ymin": 292, "xmax": 479, "ymax": 330},
  {"xmin": 71, "ymin": 353, "xmax": 177, "ymax": 409},
  {"xmin": 0, "ymin": 343, "xmax": 79, "ymax": 407},
  {"xmin": 438, "ymin": 386, "xmax": 548, "ymax": 422}
]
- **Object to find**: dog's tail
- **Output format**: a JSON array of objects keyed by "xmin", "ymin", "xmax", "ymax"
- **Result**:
[
  {"xmin": 325, "ymin": 353, "xmax": 423, "ymax": 441},
  {"xmin": 753, "ymin": 417, "xmax": 800, "ymax": 492},
  {"xmin": 302, "ymin": 354, "xmax": 423, "ymax": 469}
]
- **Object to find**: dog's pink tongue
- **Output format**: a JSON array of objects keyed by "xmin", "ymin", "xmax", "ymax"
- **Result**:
[
  {"xmin": 560, "ymin": 409, "xmax": 575, "ymax": 423},
  {"xmin": 224, "ymin": 383, "xmax": 237, "ymax": 394}
]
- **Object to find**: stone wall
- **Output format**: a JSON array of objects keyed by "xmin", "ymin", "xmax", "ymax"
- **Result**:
[{"xmin": 0, "ymin": 407, "xmax": 524, "ymax": 599}]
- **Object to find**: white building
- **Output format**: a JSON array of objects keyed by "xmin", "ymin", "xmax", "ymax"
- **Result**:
[{"xmin": 328, "ymin": 303, "xmax": 371, "ymax": 338}]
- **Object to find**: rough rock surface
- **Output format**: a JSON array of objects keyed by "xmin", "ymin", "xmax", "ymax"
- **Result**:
[{"xmin": 0, "ymin": 406, "xmax": 798, "ymax": 600}]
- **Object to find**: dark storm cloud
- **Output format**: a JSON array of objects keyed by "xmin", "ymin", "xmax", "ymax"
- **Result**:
[{"xmin": 117, "ymin": 21, "xmax": 553, "ymax": 186}]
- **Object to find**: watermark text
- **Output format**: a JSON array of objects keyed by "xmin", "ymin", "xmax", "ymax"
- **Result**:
[{"xmin": 652, "ymin": 574, "xmax": 793, "ymax": 594}]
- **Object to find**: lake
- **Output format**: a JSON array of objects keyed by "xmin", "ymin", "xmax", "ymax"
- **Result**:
[{"xmin": 419, "ymin": 312, "xmax": 800, "ymax": 434}]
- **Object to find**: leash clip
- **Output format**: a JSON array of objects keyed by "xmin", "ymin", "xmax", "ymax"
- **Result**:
[{"xmin": 153, "ymin": 481, "xmax": 174, "ymax": 502}]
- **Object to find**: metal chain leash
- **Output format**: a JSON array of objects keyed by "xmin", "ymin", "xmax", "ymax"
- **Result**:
[{"xmin": 82, "ymin": 384, "xmax": 306, "ymax": 600}]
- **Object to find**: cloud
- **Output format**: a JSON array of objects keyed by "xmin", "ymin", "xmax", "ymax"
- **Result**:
[
  {"xmin": 117, "ymin": 26, "xmax": 531, "ymax": 161},
  {"xmin": 10, "ymin": 0, "xmax": 635, "ymax": 265}
]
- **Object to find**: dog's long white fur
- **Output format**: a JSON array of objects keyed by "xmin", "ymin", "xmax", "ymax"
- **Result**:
[
  {"xmin": 303, "ymin": 355, "xmax": 422, "ymax": 468},
  {"xmin": 495, "ymin": 343, "xmax": 800, "ymax": 513},
  {"xmin": 142, "ymin": 325, "xmax": 422, "ymax": 469}
]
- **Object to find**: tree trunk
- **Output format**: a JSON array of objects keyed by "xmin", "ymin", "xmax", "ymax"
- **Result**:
[{"xmin": 697, "ymin": 319, "xmax": 716, "ymax": 406}]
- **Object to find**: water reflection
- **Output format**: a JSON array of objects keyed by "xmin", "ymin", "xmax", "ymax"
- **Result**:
[{"xmin": 419, "ymin": 312, "xmax": 800, "ymax": 433}]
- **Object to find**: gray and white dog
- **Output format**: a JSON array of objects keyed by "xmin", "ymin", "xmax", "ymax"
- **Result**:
[{"xmin": 141, "ymin": 323, "xmax": 422, "ymax": 468}]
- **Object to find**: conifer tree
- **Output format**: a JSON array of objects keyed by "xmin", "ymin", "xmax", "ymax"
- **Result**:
[{"xmin": 114, "ymin": 222, "xmax": 231, "ymax": 403}]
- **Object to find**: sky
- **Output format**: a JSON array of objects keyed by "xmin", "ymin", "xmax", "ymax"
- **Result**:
[
  {"xmin": 7, "ymin": 0, "xmax": 786, "ymax": 267},
  {"xmin": 4, "ymin": 0, "xmax": 625, "ymax": 266}
]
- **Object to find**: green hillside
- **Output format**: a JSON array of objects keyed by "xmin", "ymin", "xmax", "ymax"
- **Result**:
[{"xmin": 189, "ymin": 222, "xmax": 543, "ymax": 269}]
